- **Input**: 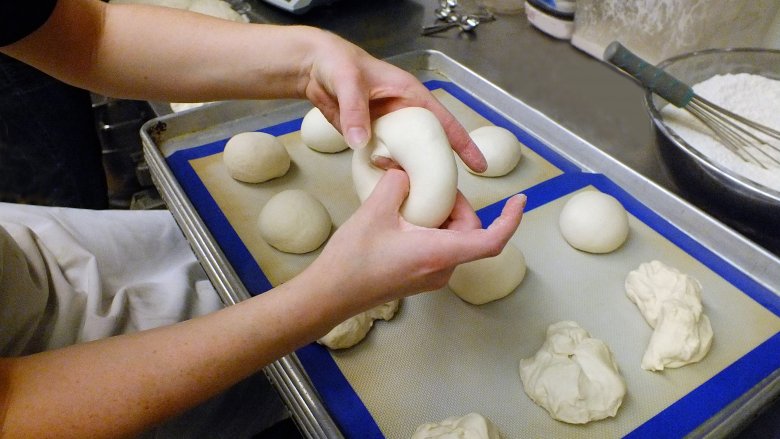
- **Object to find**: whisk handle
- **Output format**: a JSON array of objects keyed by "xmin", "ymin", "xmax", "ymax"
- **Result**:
[{"xmin": 604, "ymin": 42, "xmax": 694, "ymax": 108}]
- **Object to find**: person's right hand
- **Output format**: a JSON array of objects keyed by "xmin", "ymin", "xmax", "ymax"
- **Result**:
[
  {"xmin": 303, "ymin": 169, "xmax": 526, "ymax": 315},
  {"xmin": 300, "ymin": 30, "xmax": 487, "ymax": 173}
]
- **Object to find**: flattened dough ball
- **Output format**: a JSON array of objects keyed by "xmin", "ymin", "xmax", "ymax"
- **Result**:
[
  {"xmin": 468, "ymin": 125, "xmax": 523, "ymax": 177},
  {"xmin": 318, "ymin": 300, "xmax": 400, "ymax": 349},
  {"xmin": 300, "ymin": 107, "xmax": 349, "ymax": 153},
  {"xmin": 412, "ymin": 412, "xmax": 500, "ymax": 439},
  {"xmin": 258, "ymin": 189, "xmax": 332, "ymax": 254},
  {"xmin": 223, "ymin": 131, "xmax": 290, "ymax": 183},
  {"xmin": 448, "ymin": 242, "xmax": 527, "ymax": 305},
  {"xmin": 559, "ymin": 190, "xmax": 629, "ymax": 253},
  {"xmin": 519, "ymin": 321, "xmax": 626, "ymax": 424}
]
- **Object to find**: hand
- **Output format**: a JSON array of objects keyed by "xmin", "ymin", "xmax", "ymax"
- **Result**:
[
  {"xmin": 305, "ymin": 169, "xmax": 526, "ymax": 312},
  {"xmin": 303, "ymin": 32, "xmax": 487, "ymax": 173}
]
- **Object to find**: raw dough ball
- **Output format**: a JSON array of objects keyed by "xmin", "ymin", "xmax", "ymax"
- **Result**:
[
  {"xmin": 448, "ymin": 242, "xmax": 526, "ymax": 305},
  {"xmin": 170, "ymin": 102, "xmax": 207, "ymax": 113},
  {"xmin": 109, "ymin": 0, "xmax": 193, "ymax": 7},
  {"xmin": 467, "ymin": 126, "xmax": 523, "ymax": 177},
  {"xmin": 318, "ymin": 300, "xmax": 400, "ymax": 349},
  {"xmin": 412, "ymin": 412, "xmax": 500, "ymax": 439},
  {"xmin": 109, "ymin": 0, "xmax": 249, "ymax": 22},
  {"xmin": 189, "ymin": 0, "xmax": 249, "ymax": 22},
  {"xmin": 223, "ymin": 132, "xmax": 290, "ymax": 184},
  {"xmin": 558, "ymin": 190, "xmax": 629, "ymax": 253},
  {"xmin": 352, "ymin": 107, "xmax": 458, "ymax": 228},
  {"xmin": 625, "ymin": 260, "xmax": 713, "ymax": 371},
  {"xmin": 300, "ymin": 107, "xmax": 349, "ymax": 153},
  {"xmin": 257, "ymin": 190, "xmax": 331, "ymax": 254},
  {"xmin": 519, "ymin": 321, "xmax": 626, "ymax": 424}
]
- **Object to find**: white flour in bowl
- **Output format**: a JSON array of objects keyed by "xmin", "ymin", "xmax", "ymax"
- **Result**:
[{"xmin": 660, "ymin": 73, "xmax": 780, "ymax": 193}]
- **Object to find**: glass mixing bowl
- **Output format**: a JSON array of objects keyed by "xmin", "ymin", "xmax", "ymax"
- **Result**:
[{"xmin": 645, "ymin": 48, "xmax": 780, "ymax": 226}]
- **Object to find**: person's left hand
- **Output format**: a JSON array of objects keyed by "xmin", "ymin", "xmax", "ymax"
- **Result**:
[
  {"xmin": 304, "ymin": 169, "xmax": 526, "ymax": 312},
  {"xmin": 302, "ymin": 32, "xmax": 487, "ymax": 173}
]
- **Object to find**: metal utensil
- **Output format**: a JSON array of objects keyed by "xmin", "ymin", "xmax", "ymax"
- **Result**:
[
  {"xmin": 421, "ymin": 14, "xmax": 480, "ymax": 35},
  {"xmin": 434, "ymin": 6, "xmax": 453, "ymax": 20},
  {"xmin": 605, "ymin": 41, "xmax": 780, "ymax": 168}
]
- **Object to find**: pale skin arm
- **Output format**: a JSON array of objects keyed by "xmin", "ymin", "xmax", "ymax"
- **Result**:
[
  {"xmin": 0, "ymin": 1, "xmax": 526, "ymax": 436},
  {"xmin": 0, "ymin": 172, "xmax": 526, "ymax": 438},
  {"xmin": 0, "ymin": 0, "xmax": 486, "ymax": 169}
]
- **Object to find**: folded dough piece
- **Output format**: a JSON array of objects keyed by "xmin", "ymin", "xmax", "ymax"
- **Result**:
[
  {"xmin": 519, "ymin": 321, "xmax": 626, "ymax": 424},
  {"xmin": 318, "ymin": 300, "xmax": 400, "ymax": 349},
  {"xmin": 412, "ymin": 412, "xmax": 500, "ymax": 439},
  {"xmin": 625, "ymin": 260, "xmax": 713, "ymax": 371}
]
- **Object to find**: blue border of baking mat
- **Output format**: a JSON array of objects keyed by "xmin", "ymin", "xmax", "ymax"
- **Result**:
[{"xmin": 164, "ymin": 81, "xmax": 780, "ymax": 438}]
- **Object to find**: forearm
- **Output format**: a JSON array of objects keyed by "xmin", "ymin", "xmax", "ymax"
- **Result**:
[
  {"xmin": 1, "ymin": 0, "xmax": 326, "ymax": 102},
  {"xmin": 93, "ymin": 6, "xmax": 325, "ymax": 101},
  {"xmin": 0, "ymin": 267, "xmax": 354, "ymax": 439}
]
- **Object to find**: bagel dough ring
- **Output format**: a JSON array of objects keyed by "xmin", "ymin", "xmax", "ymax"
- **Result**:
[
  {"xmin": 352, "ymin": 107, "xmax": 458, "ymax": 228},
  {"xmin": 448, "ymin": 242, "xmax": 527, "ymax": 305},
  {"xmin": 257, "ymin": 189, "xmax": 332, "ymax": 254},
  {"xmin": 559, "ymin": 190, "xmax": 629, "ymax": 254},
  {"xmin": 223, "ymin": 131, "xmax": 290, "ymax": 183},
  {"xmin": 300, "ymin": 107, "xmax": 349, "ymax": 153},
  {"xmin": 468, "ymin": 125, "xmax": 523, "ymax": 177}
]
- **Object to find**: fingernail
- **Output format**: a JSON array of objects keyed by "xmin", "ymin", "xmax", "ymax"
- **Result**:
[{"xmin": 346, "ymin": 127, "xmax": 369, "ymax": 149}]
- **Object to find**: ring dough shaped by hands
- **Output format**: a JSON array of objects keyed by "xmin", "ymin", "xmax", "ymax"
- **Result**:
[{"xmin": 352, "ymin": 107, "xmax": 458, "ymax": 228}]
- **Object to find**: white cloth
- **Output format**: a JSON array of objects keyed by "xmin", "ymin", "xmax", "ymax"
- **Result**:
[
  {"xmin": 0, "ymin": 202, "xmax": 288, "ymax": 437},
  {"xmin": 0, "ymin": 202, "xmax": 222, "ymax": 355}
]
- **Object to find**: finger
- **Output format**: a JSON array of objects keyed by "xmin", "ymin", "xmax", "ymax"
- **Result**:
[
  {"xmin": 440, "ymin": 194, "xmax": 527, "ymax": 264},
  {"xmin": 334, "ymin": 72, "xmax": 371, "ymax": 149},
  {"xmin": 423, "ymin": 101, "xmax": 487, "ymax": 173},
  {"xmin": 370, "ymin": 155, "xmax": 403, "ymax": 171},
  {"xmin": 440, "ymin": 191, "xmax": 482, "ymax": 231},
  {"xmin": 484, "ymin": 194, "xmax": 526, "ymax": 237},
  {"xmin": 362, "ymin": 169, "xmax": 410, "ymax": 215}
]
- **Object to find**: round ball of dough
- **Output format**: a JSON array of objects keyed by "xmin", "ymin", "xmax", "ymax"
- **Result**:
[
  {"xmin": 448, "ymin": 243, "xmax": 527, "ymax": 305},
  {"xmin": 257, "ymin": 189, "xmax": 332, "ymax": 254},
  {"xmin": 300, "ymin": 107, "xmax": 349, "ymax": 153},
  {"xmin": 468, "ymin": 125, "xmax": 523, "ymax": 177},
  {"xmin": 559, "ymin": 191, "xmax": 629, "ymax": 254},
  {"xmin": 223, "ymin": 131, "xmax": 290, "ymax": 183}
]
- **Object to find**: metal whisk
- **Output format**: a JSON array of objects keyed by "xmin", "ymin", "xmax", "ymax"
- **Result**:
[{"xmin": 604, "ymin": 42, "xmax": 780, "ymax": 169}]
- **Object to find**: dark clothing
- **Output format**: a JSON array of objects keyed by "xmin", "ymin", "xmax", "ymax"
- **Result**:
[
  {"xmin": 0, "ymin": 0, "xmax": 108, "ymax": 209},
  {"xmin": 0, "ymin": 53, "xmax": 109, "ymax": 209},
  {"xmin": 0, "ymin": 0, "xmax": 58, "ymax": 47}
]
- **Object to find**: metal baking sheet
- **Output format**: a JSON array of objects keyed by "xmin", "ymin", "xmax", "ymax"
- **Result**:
[{"xmin": 141, "ymin": 50, "xmax": 780, "ymax": 438}]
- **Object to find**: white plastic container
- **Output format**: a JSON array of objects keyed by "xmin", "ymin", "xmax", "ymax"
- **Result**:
[{"xmin": 525, "ymin": 0, "xmax": 575, "ymax": 40}]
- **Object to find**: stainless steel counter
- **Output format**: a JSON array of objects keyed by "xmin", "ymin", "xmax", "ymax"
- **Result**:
[{"xmin": 240, "ymin": 0, "xmax": 780, "ymax": 259}]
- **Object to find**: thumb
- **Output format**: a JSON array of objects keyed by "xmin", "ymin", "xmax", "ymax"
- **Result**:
[
  {"xmin": 335, "ymin": 80, "xmax": 371, "ymax": 149},
  {"xmin": 362, "ymin": 169, "xmax": 410, "ymax": 216}
]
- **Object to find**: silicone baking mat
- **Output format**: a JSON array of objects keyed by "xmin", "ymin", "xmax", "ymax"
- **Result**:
[{"xmin": 164, "ymin": 81, "xmax": 780, "ymax": 438}]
